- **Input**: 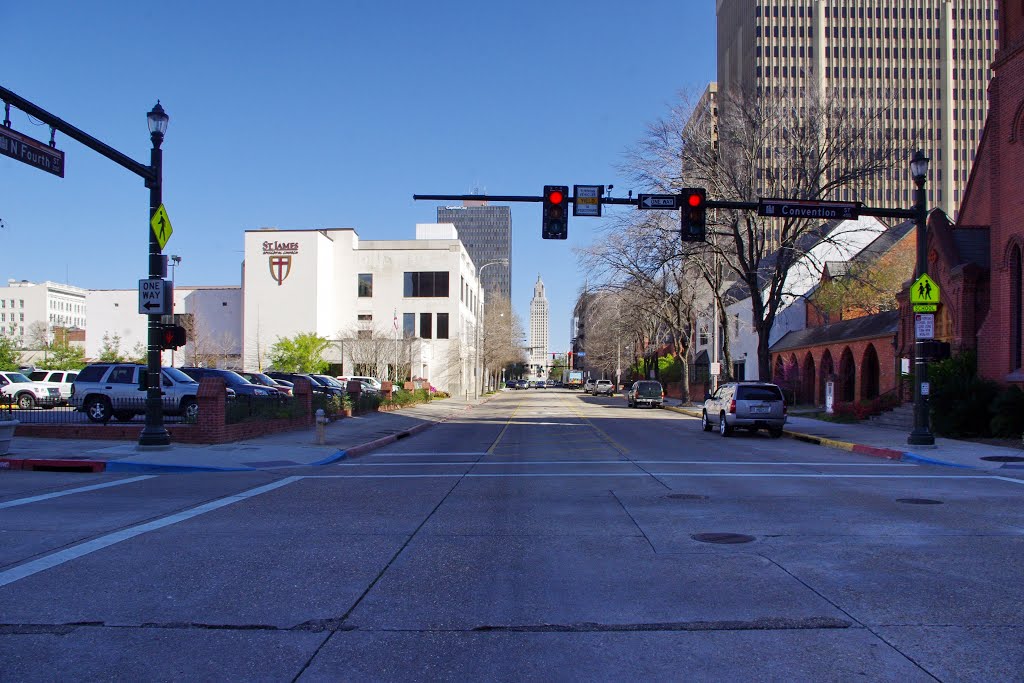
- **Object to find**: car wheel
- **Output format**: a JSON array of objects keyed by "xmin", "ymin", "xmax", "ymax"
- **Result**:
[
  {"xmin": 85, "ymin": 396, "xmax": 112, "ymax": 423},
  {"xmin": 769, "ymin": 427, "xmax": 784, "ymax": 439},
  {"xmin": 701, "ymin": 411, "xmax": 712, "ymax": 431},
  {"xmin": 719, "ymin": 413, "xmax": 732, "ymax": 437},
  {"xmin": 17, "ymin": 393, "xmax": 35, "ymax": 410},
  {"xmin": 181, "ymin": 398, "xmax": 199, "ymax": 422}
]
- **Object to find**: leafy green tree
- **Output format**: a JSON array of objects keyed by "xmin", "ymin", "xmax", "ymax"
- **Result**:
[
  {"xmin": 0, "ymin": 333, "xmax": 20, "ymax": 371},
  {"xmin": 98, "ymin": 333, "xmax": 125, "ymax": 362},
  {"xmin": 39, "ymin": 338, "xmax": 87, "ymax": 370},
  {"xmin": 269, "ymin": 332, "xmax": 331, "ymax": 373}
]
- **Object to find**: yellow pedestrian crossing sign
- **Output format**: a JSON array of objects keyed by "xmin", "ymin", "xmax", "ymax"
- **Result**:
[
  {"xmin": 150, "ymin": 204, "xmax": 173, "ymax": 250},
  {"xmin": 910, "ymin": 273, "xmax": 940, "ymax": 304}
]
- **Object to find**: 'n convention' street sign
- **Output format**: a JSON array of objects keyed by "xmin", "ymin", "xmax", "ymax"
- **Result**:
[
  {"xmin": 0, "ymin": 126, "xmax": 64, "ymax": 177},
  {"xmin": 758, "ymin": 198, "xmax": 860, "ymax": 220}
]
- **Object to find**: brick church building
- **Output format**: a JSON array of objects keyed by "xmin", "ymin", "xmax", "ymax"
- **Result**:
[{"xmin": 899, "ymin": 2, "xmax": 1024, "ymax": 385}]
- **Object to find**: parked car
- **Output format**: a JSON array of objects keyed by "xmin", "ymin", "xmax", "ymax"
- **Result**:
[
  {"xmin": 27, "ymin": 369, "xmax": 79, "ymax": 405},
  {"xmin": 531, "ymin": 379, "xmax": 546, "ymax": 389},
  {"xmin": 702, "ymin": 381, "xmax": 787, "ymax": 438},
  {"xmin": 515, "ymin": 379, "xmax": 528, "ymax": 389},
  {"xmin": 180, "ymin": 368, "xmax": 277, "ymax": 397},
  {"xmin": 70, "ymin": 363, "xmax": 209, "ymax": 423},
  {"xmin": 238, "ymin": 371, "xmax": 292, "ymax": 396},
  {"xmin": 0, "ymin": 370, "xmax": 62, "ymax": 410},
  {"xmin": 337, "ymin": 375, "xmax": 382, "ymax": 391},
  {"xmin": 505, "ymin": 380, "xmax": 517, "ymax": 389},
  {"xmin": 546, "ymin": 379, "xmax": 556, "ymax": 388},
  {"xmin": 267, "ymin": 372, "xmax": 345, "ymax": 399},
  {"xmin": 592, "ymin": 379, "xmax": 614, "ymax": 396},
  {"xmin": 626, "ymin": 380, "xmax": 664, "ymax": 408},
  {"xmin": 583, "ymin": 379, "xmax": 595, "ymax": 393}
]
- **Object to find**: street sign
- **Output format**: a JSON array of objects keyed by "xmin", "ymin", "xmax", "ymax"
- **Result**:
[
  {"xmin": 915, "ymin": 313, "xmax": 935, "ymax": 340},
  {"xmin": 757, "ymin": 198, "xmax": 860, "ymax": 220},
  {"xmin": 150, "ymin": 204, "xmax": 173, "ymax": 250},
  {"xmin": 910, "ymin": 273, "xmax": 940, "ymax": 305},
  {"xmin": 637, "ymin": 194, "xmax": 679, "ymax": 210},
  {"xmin": 0, "ymin": 126, "xmax": 65, "ymax": 177},
  {"xmin": 138, "ymin": 278, "xmax": 172, "ymax": 315},
  {"xmin": 573, "ymin": 185, "xmax": 603, "ymax": 217},
  {"xmin": 710, "ymin": 362, "xmax": 721, "ymax": 376},
  {"xmin": 913, "ymin": 304, "xmax": 938, "ymax": 313}
]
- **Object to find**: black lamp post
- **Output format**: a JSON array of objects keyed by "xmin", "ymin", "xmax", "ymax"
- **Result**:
[
  {"xmin": 907, "ymin": 149, "xmax": 935, "ymax": 446},
  {"xmin": 139, "ymin": 101, "xmax": 170, "ymax": 447}
]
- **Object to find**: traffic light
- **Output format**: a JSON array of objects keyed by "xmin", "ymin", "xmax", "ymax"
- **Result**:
[
  {"xmin": 542, "ymin": 185, "xmax": 569, "ymax": 239},
  {"xmin": 680, "ymin": 188, "xmax": 707, "ymax": 242},
  {"xmin": 160, "ymin": 324, "xmax": 187, "ymax": 350}
]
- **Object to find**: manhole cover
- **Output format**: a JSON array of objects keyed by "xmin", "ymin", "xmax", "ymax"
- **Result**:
[
  {"xmin": 691, "ymin": 533, "xmax": 755, "ymax": 544},
  {"xmin": 981, "ymin": 456, "xmax": 1024, "ymax": 463},
  {"xmin": 896, "ymin": 498, "xmax": 944, "ymax": 505},
  {"xmin": 666, "ymin": 493, "xmax": 708, "ymax": 501}
]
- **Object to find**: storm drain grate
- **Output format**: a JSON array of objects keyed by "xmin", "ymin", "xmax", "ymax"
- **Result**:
[
  {"xmin": 980, "ymin": 456, "xmax": 1024, "ymax": 463},
  {"xmin": 896, "ymin": 498, "xmax": 944, "ymax": 505},
  {"xmin": 692, "ymin": 533, "xmax": 755, "ymax": 544},
  {"xmin": 666, "ymin": 493, "xmax": 708, "ymax": 501}
]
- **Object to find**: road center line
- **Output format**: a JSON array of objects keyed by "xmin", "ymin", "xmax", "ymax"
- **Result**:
[
  {"xmin": 0, "ymin": 475, "xmax": 157, "ymax": 510},
  {"xmin": 0, "ymin": 476, "xmax": 302, "ymax": 589}
]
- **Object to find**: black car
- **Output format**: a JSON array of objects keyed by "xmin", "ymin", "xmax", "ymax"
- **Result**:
[
  {"xmin": 179, "ymin": 368, "xmax": 277, "ymax": 397},
  {"xmin": 266, "ymin": 372, "xmax": 344, "ymax": 398},
  {"xmin": 238, "ymin": 371, "xmax": 292, "ymax": 396}
]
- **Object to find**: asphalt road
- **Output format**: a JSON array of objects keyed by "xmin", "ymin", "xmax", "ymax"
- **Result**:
[{"xmin": 1, "ymin": 389, "xmax": 1022, "ymax": 681}]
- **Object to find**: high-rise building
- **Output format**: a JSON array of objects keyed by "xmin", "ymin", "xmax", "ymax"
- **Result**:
[
  {"xmin": 716, "ymin": 0, "xmax": 998, "ymax": 215},
  {"xmin": 0, "ymin": 279, "xmax": 87, "ymax": 344},
  {"xmin": 529, "ymin": 275, "xmax": 549, "ymax": 376},
  {"xmin": 437, "ymin": 201, "xmax": 512, "ymax": 300}
]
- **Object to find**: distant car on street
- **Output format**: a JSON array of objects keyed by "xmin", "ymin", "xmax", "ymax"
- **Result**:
[
  {"xmin": 583, "ymin": 379, "xmax": 595, "ymax": 393},
  {"xmin": 702, "ymin": 381, "xmax": 787, "ymax": 438},
  {"xmin": 592, "ymin": 379, "xmax": 614, "ymax": 396},
  {"xmin": 515, "ymin": 379, "xmax": 528, "ymax": 389},
  {"xmin": 626, "ymin": 380, "xmax": 664, "ymax": 408}
]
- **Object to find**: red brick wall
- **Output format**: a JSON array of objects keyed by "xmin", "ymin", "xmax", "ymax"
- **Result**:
[{"xmin": 770, "ymin": 334, "xmax": 898, "ymax": 406}]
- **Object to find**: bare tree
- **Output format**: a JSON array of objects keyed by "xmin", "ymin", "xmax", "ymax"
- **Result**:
[
  {"xmin": 481, "ymin": 295, "xmax": 527, "ymax": 389},
  {"xmin": 180, "ymin": 311, "xmax": 236, "ymax": 368},
  {"xmin": 25, "ymin": 321, "xmax": 49, "ymax": 351},
  {"xmin": 337, "ymin": 323, "xmax": 408, "ymax": 382}
]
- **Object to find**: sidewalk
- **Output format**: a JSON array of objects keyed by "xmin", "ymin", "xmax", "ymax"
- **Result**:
[
  {"xmin": 663, "ymin": 398, "xmax": 1024, "ymax": 470},
  {"xmin": 0, "ymin": 395, "xmax": 491, "ymax": 473}
]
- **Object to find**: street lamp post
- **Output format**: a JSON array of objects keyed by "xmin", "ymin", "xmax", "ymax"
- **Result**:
[
  {"xmin": 907, "ymin": 150, "xmax": 935, "ymax": 446},
  {"xmin": 139, "ymin": 102, "xmax": 170, "ymax": 447}
]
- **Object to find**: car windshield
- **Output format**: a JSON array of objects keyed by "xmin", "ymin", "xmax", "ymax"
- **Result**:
[
  {"xmin": 163, "ymin": 367, "xmax": 198, "ymax": 384},
  {"xmin": 315, "ymin": 375, "xmax": 345, "ymax": 388},
  {"xmin": 218, "ymin": 371, "xmax": 251, "ymax": 386},
  {"xmin": 3, "ymin": 373, "xmax": 31, "ymax": 383}
]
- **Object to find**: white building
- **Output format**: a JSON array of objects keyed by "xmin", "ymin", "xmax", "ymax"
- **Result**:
[
  {"xmin": 694, "ymin": 216, "xmax": 888, "ymax": 381},
  {"xmin": 0, "ymin": 279, "xmax": 88, "ymax": 344},
  {"xmin": 85, "ymin": 287, "xmax": 242, "ymax": 366},
  {"xmin": 529, "ymin": 276, "xmax": 549, "ymax": 376},
  {"xmin": 242, "ymin": 226, "xmax": 481, "ymax": 395}
]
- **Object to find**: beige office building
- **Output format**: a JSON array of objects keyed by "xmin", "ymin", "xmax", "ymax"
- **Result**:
[{"xmin": 716, "ymin": 0, "xmax": 998, "ymax": 215}]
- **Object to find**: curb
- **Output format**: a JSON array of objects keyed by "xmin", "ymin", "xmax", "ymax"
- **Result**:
[{"xmin": 660, "ymin": 404, "xmax": 969, "ymax": 468}]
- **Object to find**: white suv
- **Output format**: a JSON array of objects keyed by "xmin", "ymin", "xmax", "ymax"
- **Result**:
[
  {"xmin": 70, "ymin": 363, "xmax": 204, "ymax": 423},
  {"xmin": 28, "ymin": 370, "xmax": 79, "ymax": 405},
  {"xmin": 0, "ymin": 370, "xmax": 62, "ymax": 410}
]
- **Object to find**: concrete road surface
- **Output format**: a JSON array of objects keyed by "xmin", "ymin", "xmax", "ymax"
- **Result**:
[{"xmin": 2, "ymin": 389, "xmax": 1022, "ymax": 681}]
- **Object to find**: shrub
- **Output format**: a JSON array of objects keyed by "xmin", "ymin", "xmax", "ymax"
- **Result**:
[
  {"xmin": 990, "ymin": 386, "xmax": 1024, "ymax": 438},
  {"xmin": 928, "ymin": 350, "xmax": 1000, "ymax": 438}
]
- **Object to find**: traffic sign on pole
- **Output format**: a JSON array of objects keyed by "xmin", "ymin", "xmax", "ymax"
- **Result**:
[
  {"xmin": 637, "ymin": 194, "xmax": 679, "ymax": 210},
  {"xmin": 573, "ymin": 185, "xmax": 603, "ymax": 217},
  {"xmin": 138, "ymin": 279, "xmax": 173, "ymax": 315},
  {"xmin": 0, "ymin": 126, "xmax": 65, "ymax": 177},
  {"xmin": 758, "ymin": 198, "xmax": 860, "ymax": 220}
]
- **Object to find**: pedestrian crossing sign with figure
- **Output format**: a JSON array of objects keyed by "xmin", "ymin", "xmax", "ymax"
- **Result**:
[
  {"xmin": 910, "ymin": 273, "xmax": 940, "ymax": 305},
  {"xmin": 150, "ymin": 204, "xmax": 173, "ymax": 250}
]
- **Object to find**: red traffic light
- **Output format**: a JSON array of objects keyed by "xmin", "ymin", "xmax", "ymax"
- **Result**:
[
  {"xmin": 688, "ymin": 193, "xmax": 702, "ymax": 207},
  {"xmin": 548, "ymin": 189, "xmax": 564, "ymax": 204}
]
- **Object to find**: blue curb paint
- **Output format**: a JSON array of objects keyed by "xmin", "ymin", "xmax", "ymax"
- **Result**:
[
  {"xmin": 900, "ymin": 452, "xmax": 976, "ymax": 469},
  {"xmin": 310, "ymin": 450, "xmax": 348, "ymax": 466}
]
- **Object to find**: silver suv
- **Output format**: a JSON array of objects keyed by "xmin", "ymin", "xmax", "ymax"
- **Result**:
[
  {"xmin": 702, "ymin": 382, "xmax": 787, "ymax": 438},
  {"xmin": 70, "ymin": 363, "xmax": 204, "ymax": 423},
  {"xmin": 592, "ymin": 379, "xmax": 615, "ymax": 396}
]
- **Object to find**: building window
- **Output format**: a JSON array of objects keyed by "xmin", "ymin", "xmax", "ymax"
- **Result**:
[
  {"xmin": 436, "ymin": 313, "xmax": 449, "ymax": 340},
  {"xmin": 357, "ymin": 314, "xmax": 372, "ymax": 322},
  {"xmin": 403, "ymin": 313, "xmax": 415, "ymax": 339},
  {"xmin": 404, "ymin": 272, "xmax": 450, "ymax": 298},
  {"xmin": 357, "ymin": 273, "xmax": 373, "ymax": 297},
  {"xmin": 420, "ymin": 313, "xmax": 433, "ymax": 339}
]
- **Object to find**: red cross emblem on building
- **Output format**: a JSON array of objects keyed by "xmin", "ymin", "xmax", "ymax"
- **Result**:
[{"xmin": 269, "ymin": 255, "xmax": 292, "ymax": 286}]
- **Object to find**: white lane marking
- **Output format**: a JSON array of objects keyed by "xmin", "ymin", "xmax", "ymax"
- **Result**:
[
  {"xmin": 0, "ymin": 476, "xmax": 302, "ymax": 589},
  {"xmin": 306, "ymin": 473, "xmax": 995, "ymax": 480},
  {"xmin": 0, "ymin": 476, "xmax": 157, "ymax": 510},
  {"xmin": 338, "ymin": 460, "xmax": 916, "ymax": 467},
  {"xmin": 993, "ymin": 476, "xmax": 1024, "ymax": 486}
]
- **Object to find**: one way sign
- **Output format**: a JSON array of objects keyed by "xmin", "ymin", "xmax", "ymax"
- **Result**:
[{"xmin": 138, "ymin": 278, "xmax": 173, "ymax": 315}]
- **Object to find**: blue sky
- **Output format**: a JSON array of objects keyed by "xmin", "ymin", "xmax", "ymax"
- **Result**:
[{"xmin": 1, "ymin": 1, "xmax": 716, "ymax": 353}]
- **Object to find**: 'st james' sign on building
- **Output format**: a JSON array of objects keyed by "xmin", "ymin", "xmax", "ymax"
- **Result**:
[
  {"xmin": 0, "ymin": 126, "xmax": 65, "ymax": 177},
  {"xmin": 263, "ymin": 241, "xmax": 299, "ymax": 286}
]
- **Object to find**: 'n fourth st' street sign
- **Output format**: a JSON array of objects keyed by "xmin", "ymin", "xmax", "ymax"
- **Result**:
[{"xmin": 0, "ymin": 126, "xmax": 65, "ymax": 177}]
